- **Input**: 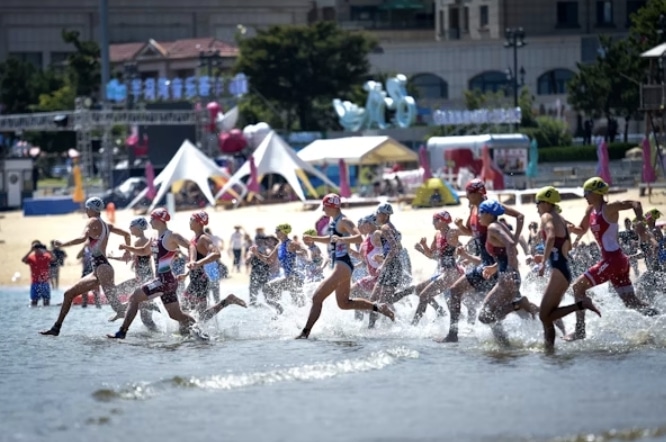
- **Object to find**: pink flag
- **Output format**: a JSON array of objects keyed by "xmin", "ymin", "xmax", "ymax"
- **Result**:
[
  {"xmin": 338, "ymin": 158, "xmax": 351, "ymax": 198},
  {"xmin": 145, "ymin": 161, "xmax": 156, "ymax": 200},
  {"xmin": 247, "ymin": 156, "xmax": 260, "ymax": 194},
  {"xmin": 596, "ymin": 139, "xmax": 612, "ymax": 185},
  {"xmin": 419, "ymin": 145, "xmax": 432, "ymax": 182},
  {"xmin": 642, "ymin": 137, "xmax": 656, "ymax": 184}
]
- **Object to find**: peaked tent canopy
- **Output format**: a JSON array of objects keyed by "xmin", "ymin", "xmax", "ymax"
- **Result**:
[
  {"xmin": 215, "ymin": 131, "xmax": 339, "ymax": 202},
  {"xmin": 127, "ymin": 140, "xmax": 246, "ymax": 211},
  {"xmin": 297, "ymin": 136, "xmax": 418, "ymax": 166}
]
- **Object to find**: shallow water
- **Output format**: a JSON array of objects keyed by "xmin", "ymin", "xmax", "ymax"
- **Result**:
[{"xmin": 3, "ymin": 277, "xmax": 666, "ymax": 442}]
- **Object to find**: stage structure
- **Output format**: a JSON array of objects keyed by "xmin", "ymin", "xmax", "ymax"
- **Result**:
[{"xmin": 0, "ymin": 98, "xmax": 208, "ymax": 191}]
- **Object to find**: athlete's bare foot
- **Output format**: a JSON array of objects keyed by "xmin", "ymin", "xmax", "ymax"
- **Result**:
[
  {"xmin": 434, "ymin": 332, "xmax": 458, "ymax": 343},
  {"xmin": 108, "ymin": 312, "xmax": 125, "ymax": 322},
  {"xmin": 39, "ymin": 327, "xmax": 60, "ymax": 336},
  {"xmin": 224, "ymin": 294, "xmax": 247, "ymax": 308},
  {"xmin": 562, "ymin": 332, "xmax": 585, "ymax": 342},
  {"xmin": 377, "ymin": 303, "xmax": 395, "ymax": 321},
  {"xmin": 295, "ymin": 329, "xmax": 310, "ymax": 339}
]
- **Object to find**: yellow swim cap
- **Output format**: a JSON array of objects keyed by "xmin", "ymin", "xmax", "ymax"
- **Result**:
[
  {"xmin": 303, "ymin": 229, "xmax": 317, "ymax": 236},
  {"xmin": 276, "ymin": 223, "xmax": 292, "ymax": 235},
  {"xmin": 647, "ymin": 208, "xmax": 662, "ymax": 221},
  {"xmin": 536, "ymin": 186, "xmax": 561, "ymax": 204},
  {"xmin": 583, "ymin": 177, "xmax": 609, "ymax": 195}
]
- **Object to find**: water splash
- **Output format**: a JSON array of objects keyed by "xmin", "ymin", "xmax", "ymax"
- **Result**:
[
  {"xmin": 93, "ymin": 346, "xmax": 418, "ymax": 402},
  {"xmin": 547, "ymin": 425, "xmax": 666, "ymax": 442}
]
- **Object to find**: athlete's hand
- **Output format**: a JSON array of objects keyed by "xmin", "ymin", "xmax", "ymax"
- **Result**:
[
  {"xmin": 537, "ymin": 263, "xmax": 546, "ymax": 277},
  {"xmin": 118, "ymin": 244, "xmax": 127, "ymax": 251},
  {"xmin": 454, "ymin": 218, "xmax": 464, "ymax": 228},
  {"xmin": 187, "ymin": 261, "xmax": 201, "ymax": 269},
  {"xmin": 482, "ymin": 264, "xmax": 497, "ymax": 279},
  {"xmin": 53, "ymin": 240, "xmax": 63, "ymax": 248},
  {"xmin": 330, "ymin": 235, "xmax": 342, "ymax": 243},
  {"xmin": 122, "ymin": 251, "xmax": 131, "ymax": 262}
]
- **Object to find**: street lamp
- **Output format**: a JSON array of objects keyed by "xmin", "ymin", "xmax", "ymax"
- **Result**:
[
  {"xmin": 199, "ymin": 50, "xmax": 223, "ymax": 98},
  {"xmin": 505, "ymin": 66, "xmax": 526, "ymax": 97},
  {"xmin": 123, "ymin": 62, "xmax": 139, "ymax": 110},
  {"xmin": 504, "ymin": 27, "xmax": 526, "ymax": 107}
]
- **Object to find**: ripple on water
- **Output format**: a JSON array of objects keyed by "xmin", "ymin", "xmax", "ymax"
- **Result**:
[{"xmin": 92, "ymin": 346, "xmax": 418, "ymax": 402}]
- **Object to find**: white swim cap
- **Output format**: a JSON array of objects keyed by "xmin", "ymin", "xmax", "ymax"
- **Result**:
[{"xmin": 85, "ymin": 197, "xmax": 104, "ymax": 213}]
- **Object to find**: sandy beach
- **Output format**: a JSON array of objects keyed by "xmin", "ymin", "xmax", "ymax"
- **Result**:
[{"xmin": 2, "ymin": 187, "xmax": 665, "ymax": 290}]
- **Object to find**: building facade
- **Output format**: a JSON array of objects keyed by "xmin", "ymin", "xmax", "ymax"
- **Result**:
[
  {"xmin": 0, "ymin": 0, "xmax": 648, "ymax": 129},
  {"xmin": 0, "ymin": 0, "xmax": 312, "ymax": 68}
]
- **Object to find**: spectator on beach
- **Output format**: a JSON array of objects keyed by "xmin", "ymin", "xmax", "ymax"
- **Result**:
[
  {"xmin": 49, "ymin": 240, "xmax": 67, "ymax": 290},
  {"xmin": 230, "ymin": 225, "xmax": 244, "ymax": 273},
  {"xmin": 22, "ymin": 241, "xmax": 52, "ymax": 306}
]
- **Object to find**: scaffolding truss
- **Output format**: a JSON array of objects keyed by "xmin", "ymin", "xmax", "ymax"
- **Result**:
[{"xmin": 0, "ymin": 105, "xmax": 206, "ymax": 188}]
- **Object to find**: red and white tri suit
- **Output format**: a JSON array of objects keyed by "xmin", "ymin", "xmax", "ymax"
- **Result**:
[{"xmin": 584, "ymin": 203, "xmax": 633, "ymax": 294}]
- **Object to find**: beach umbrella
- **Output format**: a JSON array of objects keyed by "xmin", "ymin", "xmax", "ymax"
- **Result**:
[
  {"xmin": 642, "ymin": 137, "xmax": 656, "ymax": 184},
  {"xmin": 526, "ymin": 138, "xmax": 539, "ymax": 178},
  {"xmin": 145, "ymin": 161, "xmax": 156, "ymax": 200},
  {"xmin": 338, "ymin": 158, "xmax": 352, "ymax": 198},
  {"xmin": 72, "ymin": 163, "xmax": 85, "ymax": 204},
  {"xmin": 595, "ymin": 138, "xmax": 612, "ymax": 185},
  {"xmin": 418, "ymin": 144, "xmax": 432, "ymax": 182}
]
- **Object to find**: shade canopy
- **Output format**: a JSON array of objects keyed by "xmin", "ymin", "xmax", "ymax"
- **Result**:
[
  {"xmin": 127, "ymin": 140, "xmax": 244, "ymax": 211},
  {"xmin": 298, "ymin": 136, "xmax": 418, "ymax": 166},
  {"xmin": 215, "ymin": 131, "xmax": 338, "ymax": 202}
]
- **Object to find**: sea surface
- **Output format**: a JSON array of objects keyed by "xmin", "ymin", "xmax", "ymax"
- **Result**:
[{"xmin": 3, "ymin": 277, "xmax": 666, "ymax": 442}]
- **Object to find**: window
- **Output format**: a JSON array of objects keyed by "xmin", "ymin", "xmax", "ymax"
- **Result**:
[
  {"xmin": 463, "ymin": 7, "xmax": 469, "ymax": 32},
  {"xmin": 556, "ymin": 1, "xmax": 579, "ymax": 28},
  {"xmin": 537, "ymin": 69, "xmax": 575, "ymax": 95},
  {"xmin": 468, "ymin": 71, "xmax": 509, "ymax": 94},
  {"xmin": 479, "ymin": 5, "xmax": 489, "ymax": 28},
  {"xmin": 410, "ymin": 73, "xmax": 448, "ymax": 99},
  {"xmin": 596, "ymin": 1, "xmax": 613, "ymax": 26},
  {"xmin": 625, "ymin": 0, "xmax": 646, "ymax": 27},
  {"xmin": 8, "ymin": 52, "xmax": 43, "ymax": 69},
  {"xmin": 350, "ymin": 6, "xmax": 378, "ymax": 21}
]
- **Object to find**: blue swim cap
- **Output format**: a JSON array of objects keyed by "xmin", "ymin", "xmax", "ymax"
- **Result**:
[{"xmin": 478, "ymin": 199, "xmax": 505, "ymax": 217}]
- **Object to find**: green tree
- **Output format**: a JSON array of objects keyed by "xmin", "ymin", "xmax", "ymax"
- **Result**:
[
  {"xmin": 0, "ymin": 58, "xmax": 53, "ymax": 114},
  {"xmin": 62, "ymin": 29, "xmax": 101, "ymax": 98},
  {"xmin": 234, "ymin": 21, "xmax": 376, "ymax": 131}
]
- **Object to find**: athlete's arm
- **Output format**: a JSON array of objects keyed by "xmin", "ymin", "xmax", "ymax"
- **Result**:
[
  {"xmin": 570, "ymin": 206, "xmax": 593, "ymax": 236},
  {"xmin": 57, "ymin": 220, "xmax": 94, "ymax": 248},
  {"xmin": 502, "ymin": 205, "xmax": 525, "ymax": 242},
  {"xmin": 492, "ymin": 224, "xmax": 518, "ymax": 268},
  {"xmin": 338, "ymin": 219, "xmax": 362, "ymax": 245},
  {"xmin": 108, "ymin": 224, "xmax": 131, "ymax": 246},
  {"xmin": 607, "ymin": 200, "xmax": 644, "ymax": 222},
  {"xmin": 119, "ymin": 240, "xmax": 151, "ymax": 255},
  {"xmin": 455, "ymin": 216, "xmax": 472, "ymax": 236},
  {"xmin": 540, "ymin": 213, "xmax": 556, "ymax": 268},
  {"xmin": 447, "ymin": 229, "xmax": 460, "ymax": 248},
  {"xmin": 457, "ymin": 245, "xmax": 481, "ymax": 265},
  {"xmin": 191, "ymin": 236, "xmax": 220, "ymax": 268}
]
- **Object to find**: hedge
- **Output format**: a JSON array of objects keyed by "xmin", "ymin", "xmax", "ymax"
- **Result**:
[{"xmin": 539, "ymin": 142, "xmax": 636, "ymax": 163}]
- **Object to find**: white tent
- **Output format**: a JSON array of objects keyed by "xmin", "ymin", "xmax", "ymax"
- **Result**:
[
  {"xmin": 127, "ymin": 140, "xmax": 246, "ymax": 211},
  {"xmin": 297, "ymin": 136, "xmax": 418, "ymax": 165},
  {"xmin": 215, "ymin": 131, "xmax": 338, "ymax": 202}
]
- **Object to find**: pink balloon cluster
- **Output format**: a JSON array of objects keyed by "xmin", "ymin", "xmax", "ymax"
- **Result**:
[{"xmin": 218, "ymin": 129, "xmax": 248, "ymax": 154}]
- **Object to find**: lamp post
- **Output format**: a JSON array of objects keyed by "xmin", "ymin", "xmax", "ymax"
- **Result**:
[
  {"xmin": 505, "ymin": 66, "xmax": 526, "ymax": 103},
  {"xmin": 123, "ymin": 62, "xmax": 139, "ymax": 110},
  {"xmin": 199, "ymin": 50, "xmax": 223, "ymax": 98},
  {"xmin": 504, "ymin": 27, "xmax": 526, "ymax": 108}
]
